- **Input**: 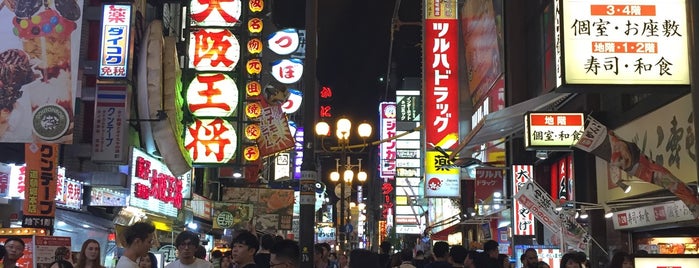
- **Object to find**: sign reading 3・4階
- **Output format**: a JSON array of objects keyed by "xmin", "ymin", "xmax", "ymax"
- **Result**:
[
  {"xmin": 560, "ymin": 0, "xmax": 689, "ymax": 85},
  {"xmin": 424, "ymin": 0, "xmax": 460, "ymax": 197}
]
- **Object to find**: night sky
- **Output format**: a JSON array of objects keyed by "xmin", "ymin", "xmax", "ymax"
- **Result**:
[{"xmin": 316, "ymin": 0, "xmax": 422, "ymax": 124}]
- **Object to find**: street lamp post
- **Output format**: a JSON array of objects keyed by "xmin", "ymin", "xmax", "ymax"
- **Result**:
[
  {"xmin": 315, "ymin": 118, "xmax": 372, "ymax": 252},
  {"xmin": 330, "ymin": 156, "xmax": 367, "ymax": 251}
]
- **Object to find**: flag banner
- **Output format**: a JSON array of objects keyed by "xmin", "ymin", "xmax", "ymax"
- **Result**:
[
  {"xmin": 574, "ymin": 117, "xmax": 699, "ymax": 219},
  {"xmin": 514, "ymin": 180, "xmax": 590, "ymax": 251}
]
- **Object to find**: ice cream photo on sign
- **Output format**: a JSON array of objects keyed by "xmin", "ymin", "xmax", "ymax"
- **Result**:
[{"xmin": 0, "ymin": 0, "xmax": 83, "ymax": 143}]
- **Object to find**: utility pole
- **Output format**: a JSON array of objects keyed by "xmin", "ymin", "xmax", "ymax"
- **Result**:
[{"xmin": 299, "ymin": 0, "xmax": 318, "ymax": 266}]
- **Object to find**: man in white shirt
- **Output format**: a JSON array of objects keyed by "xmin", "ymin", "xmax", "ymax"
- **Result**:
[
  {"xmin": 165, "ymin": 231, "xmax": 213, "ymax": 268},
  {"xmin": 116, "ymin": 221, "xmax": 156, "ymax": 268}
]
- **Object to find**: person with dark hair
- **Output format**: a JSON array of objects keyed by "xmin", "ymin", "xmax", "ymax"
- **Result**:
[
  {"xmin": 313, "ymin": 244, "xmax": 326, "ymax": 268},
  {"xmin": 396, "ymin": 250, "xmax": 415, "ymax": 268},
  {"xmin": 560, "ymin": 252, "xmax": 582, "ymax": 268},
  {"xmin": 348, "ymin": 249, "xmax": 380, "ymax": 268},
  {"xmin": 50, "ymin": 260, "xmax": 75, "ymax": 268},
  {"xmin": 537, "ymin": 261, "xmax": 550, "ymax": 268},
  {"xmin": 474, "ymin": 240, "xmax": 500, "ymax": 268},
  {"xmin": 254, "ymin": 234, "xmax": 275, "ymax": 268},
  {"xmin": 117, "ymin": 221, "xmax": 156, "ymax": 268},
  {"xmin": 413, "ymin": 250, "xmax": 426, "ymax": 268},
  {"xmin": 320, "ymin": 243, "xmax": 336, "ymax": 268},
  {"xmin": 462, "ymin": 251, "xmax": 478, "ymax": 268},
  {"xmin": 137, "ymin": 252, "xmax": 157, "ymax": 268},
  {"xmin": 448, "ymin": 245, "xmax": 466, "ymax": 267},
  {"xmin": 211, "ymin": 249, "xmax": 223, "ymax": 268},
  {"xmin": 166, "ymin": 231, "xmax": 212, "ymax": 268},
  {"xmin": 50, "ymin": 246, "xmax": 74, "ymax": 268},
  {"xmin": 425, "ymin": 242, "xmax": 450, "ymax": 268},
  {"xmin": 269, "ymin": 239, "xmax": 300, "ymax": 268},
  {"xmin": 607, "ymin": 251, "xmax": 633, "ymax": 268},
  {"xmin": 75, "ymin": 239, "xmax": 104, "ymax": 268},
  {"xmin": 0, "ymin": 244, "xmax": 5, "ymax": 263},
  {"xmin": 497, "ymin": 254, "xmax": 510, "ymax": 268},
  {"xmin": 3, "ymin": 237, "xmax": 25, "ymax": 268},
  {"xmin": 231, "ymin": 231, "xmax": 259, "ymax": 268},
  {"xmin": 378, "ymin": 241, "xmax": 392, "ymax": 268},
  {"xmin": 195, "ymin": 245, "xmax": 207, "ymax": 260},
  {"xmin": 520, "ymin": 248, "xmax": 538, "ymax": 268},
  {"xmin": 337, "ymin": 253, "xmax": 348, "ymax": 268},
  {"xmin": 574, "ymin": 252, "xmax": 589, "ymax": 268},
  {"xmin": 390, "ymin": 253, "xmax": 402, "ymax": 268}
]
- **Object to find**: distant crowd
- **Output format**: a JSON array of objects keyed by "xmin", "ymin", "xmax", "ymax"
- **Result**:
[{"xmin": 0, "ymin": 222, "xmax": 638, "ymax": 268}]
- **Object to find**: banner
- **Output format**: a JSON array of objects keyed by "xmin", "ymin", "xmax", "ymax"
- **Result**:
[
  {"xmin": 221, "ymin": 187, "xmax": 295, "ymax": 231},
  {"xmin": 574, "ymin": 117, "xmax": 699, "ymax": 219},
  {"xmin": 257, "ymin": 105, "xmax": 294, "ymax": 158},
  {"xmin": 514, "ymin": 181, "xmax": 590, "ymax": 251},
  {"xmin": 0, "ymin": 0, "xmax": 83, "ymax": 143},
  {"xmin": 92, "ymin": 84, "xmax": 129, "ymax": 162},
  {"xmin": 512, "ymin": 165, "xmax": 535, "ymax": 236},
  {"xmin": 23, "ymin": 144, "xmax": 59, "ymax": 229}
]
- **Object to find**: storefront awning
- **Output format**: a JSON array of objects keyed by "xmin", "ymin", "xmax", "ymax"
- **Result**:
[
  {"xmin": 451, "ymin": 92, "xmax": 573, "ymax": 160},
  {"xmin": 430, "ymin": 223, "xmax": 460, "ymax": 241}
]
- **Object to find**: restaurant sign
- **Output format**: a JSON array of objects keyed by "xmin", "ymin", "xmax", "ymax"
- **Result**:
[
  {"xmin": 129, "ymin": 147, "xmax": 190, "ymax": 217},
  {"xmin": 525, "ymin": 113, "xmax": 584, "ymax": 149},
  {"xmin": 560, "ymin": 0, "xmax": 689, "ymax": 85}
]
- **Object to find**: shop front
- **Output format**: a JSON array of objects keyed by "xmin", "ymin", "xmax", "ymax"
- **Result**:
[{"xmin": 112, "ymin": 147, "xmax": 192, "ymax": 265}]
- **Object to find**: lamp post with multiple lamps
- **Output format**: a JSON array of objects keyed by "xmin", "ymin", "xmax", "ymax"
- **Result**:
[{"xmin": 315, "ymin": 117, "xmax": 372, "ymax": 252}]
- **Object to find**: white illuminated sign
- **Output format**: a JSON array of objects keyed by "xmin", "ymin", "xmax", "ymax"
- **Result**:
[
  {"xmin": 281, "ymin": 89, "xmax": 302, "ymax": 114},
  {"xmin": 561, "ymin": 0, "xmax": 689, "ymax": 85},
  {"xmin": 525, "ymin": 113, "xmax": 585, "ymax": 148},
  {"xmin": 188, "ymin": 28, "xmax": 241, "ymax": 71},
  {"xmin": 184, "ymin": 118, "xmax": 237, "ymax": 163},
  {"xmin": 270, "ymin": 59, "xmax": 303, "ymax": 84},
  {"xmin": 99, "ymin": 4, "xmax": 132, "ymax": 78},
  {"xmin": 267, "ymin": 29, "xmax": 300, "ymax": 55},
  {"xmin": 186, "ymin": 73, "xmax": 239, "ymax": 117},
  {"xmin": 189, "ymin": 0, "xmax": 242, "ymax": 27}
]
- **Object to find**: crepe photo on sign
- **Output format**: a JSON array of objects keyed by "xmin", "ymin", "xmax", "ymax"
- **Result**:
[{"xmin": 0, "ymin": 0, "xmax": 83, "ymax": 143}]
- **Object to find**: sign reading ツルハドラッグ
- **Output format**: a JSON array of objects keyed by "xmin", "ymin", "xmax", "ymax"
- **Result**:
[
  {"xmin": 561, "ymin": 0, "xmax": 689, "ymax": 85},
  {"xmin": 424, "ymin": 0, "xmax": 460, "ymax": 197}
]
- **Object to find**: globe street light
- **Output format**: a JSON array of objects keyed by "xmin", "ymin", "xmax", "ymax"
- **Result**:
[{"xmin": 315, "ymin": 117, "xmax": 372, "ymax": 252}]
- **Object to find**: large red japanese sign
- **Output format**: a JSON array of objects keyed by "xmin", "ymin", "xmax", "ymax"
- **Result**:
[
  {"xmin": 23, "ymin": 144, "xmax": 58, "ymax": 229},
  {"xmin": 188, "ymin": 28, "xmax": 241, "ymax": 71},
  {"xmin": 424, "ymin": 0, "xmax": 459, "ymax": 197},
  {"xmin": 186, "ymin": 73, "xmax": 239, "ymax": 117},
  {"xmin": 130, "ymin": 147, "xmax": 190, "ymax": 217},
  {"xmin": 185, "ymin": 118, "xmax": 237, "ymax": 163},
  {"xmin": 424, "ymin": 0, "xmax": 459, "ymax": 148},
  {"xmin": 189, "ymin": 0, "xmax": 242, "ymax": 27},
  {"xmin": 257, "ymin": 105, "xmax": 294, "ymax": 157}
]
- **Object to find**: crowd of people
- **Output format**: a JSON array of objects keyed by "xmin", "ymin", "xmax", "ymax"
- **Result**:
[{"xmin": 0, "ymin": 222, "xmax": 640, "ymax": 268}]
